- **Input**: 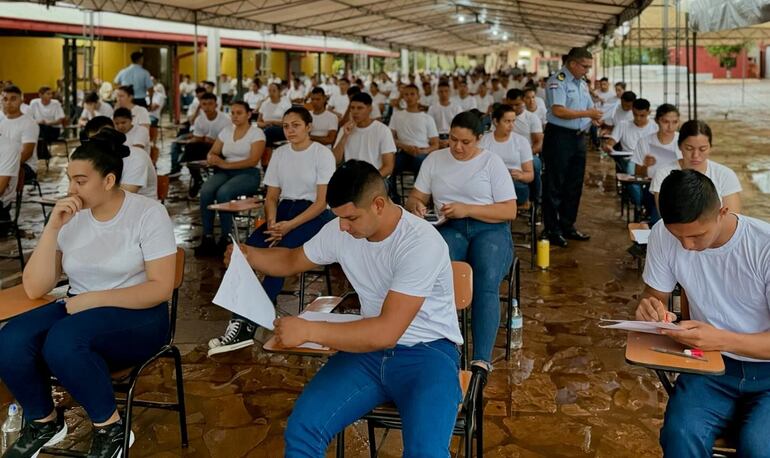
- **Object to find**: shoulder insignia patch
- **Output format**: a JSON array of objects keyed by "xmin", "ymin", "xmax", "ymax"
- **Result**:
[
  {"xmin": 557, "ymin": 72, "xmax": 565, "ymax": 81},
  {"xmin": 548, "ymin": 83, "xmax": 559, "ymax": 89}
]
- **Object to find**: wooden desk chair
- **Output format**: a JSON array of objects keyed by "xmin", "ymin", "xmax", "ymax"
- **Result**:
[
  {"xmin": 360, "ymin": 261, "xmax": 488, "ymax": 457},
  {"xmin": 0, "ymin": 168, "xmax": 28, "ymax": 271},
  {"xmin": 627, "ymin": 222, "xmax": 649, "ymax": 271},
  {"xmin": 149, "ymin": 145, "xmax": 160, "ymax": 166},
  {"xmin": 43, "ymin": 247, "xmax": 189, "ymax": 458},
  {"xmin": 157, "ymin": 175, "xmax": 170, "ymax": 203}
]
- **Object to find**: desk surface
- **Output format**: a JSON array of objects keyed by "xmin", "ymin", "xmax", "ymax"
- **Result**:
[
  {"xmin": 0, "ymin": 285, "xmax": 55, "ymax": 322},
  {"xmin": 625, "ymin": 331, "xmax": 725, "ymax": 375},
  {"xmin": 628, "ymin": 222, "xmax": 650, "ymax": 243},
  {"xmin": 616, "ymin": 173, "xmax": 652, "ymax": 184},
  {"xmin": 262, "ymin": 296, "xmax": 346, "ymax": 357},
  {"xmin": 207, "ymin": 197, "xmax": 263, "ymax": 212}
]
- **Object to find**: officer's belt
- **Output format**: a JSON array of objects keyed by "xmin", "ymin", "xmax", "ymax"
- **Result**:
[{"xmin": 546, "ymin": 123, "xmax": 589, "ymax": 136}]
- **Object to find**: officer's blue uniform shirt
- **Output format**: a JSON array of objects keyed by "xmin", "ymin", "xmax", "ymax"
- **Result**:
[
  {"xmin": 115, "ymin": 64, "xmax": 153, "ymax": 99},
  {"xmin": 545, "ymin": 66, "xmax": 593, "ymax": 131}
]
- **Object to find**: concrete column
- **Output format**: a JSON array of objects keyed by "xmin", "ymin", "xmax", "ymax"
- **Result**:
[
  {"xmin": 207, "ymin": 28, "xmax": 221, "ymax": 92},
  {"xmin": 400, "ymin": 48, "xmax": 408, "ymax": 79}
]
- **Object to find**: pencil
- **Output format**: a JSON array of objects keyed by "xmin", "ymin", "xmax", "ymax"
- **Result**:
[{"xmin": 650, "ymin": 347, "xmax": 708, "ymax": 361}]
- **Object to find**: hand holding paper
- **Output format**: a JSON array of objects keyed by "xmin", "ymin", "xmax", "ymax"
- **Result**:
[{"xmin": 599, "ymin": 319, "xmax": 682, "ymax": 334}]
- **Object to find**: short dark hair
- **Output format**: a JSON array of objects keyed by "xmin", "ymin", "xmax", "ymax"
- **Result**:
[
  {"xmin": 403, "ymin": 84, "xmax": 419, "ymax": 93},
  {"xmin": 615, "ymin": 81, "xmax": 627, "ymax": 90},
  {"xmin": 523, "ymin": 86, "xmax": 536, "ymax": 96},
  {"xmin": 492, "ymin": 103, "xmax": 515, "ymax": 122},
  {"xmin": 112, "ymin": 107, "xmax": 132, "ymax": 120},
  {"xmin": 632, "ymin": 98, "xmax": 650, "ymax": 111},
  {"xmin": 438, "ymin": 81, "xmax": 450, "ymax": 88},
  {"xmin": 310, "ymin": 87, "xmax": 326, "ymax": 96},
  {"xmin": 655, "ymin": 103, "xmax": 679, "ymax": 121},
  {"xmin": 565, "ymin": 47, "xmax": 592, "ymax": 63},
  {"xmin": 450, "ymin": 111, "xmax": 484, "ymax": 136},
  {"xmin": 620, "ymin": 91, "xmax": 637, "ymax": 102},
  {"xmin": 72, "ymin": 127, "xmax": 130, "ymax": 184},
  {"xmin": 2, "ymin": 85, "xmax": 21, "ymax": 96},
  {"xmin": 659, "ymin": 169, "xmax": 721, "ymax": 224},
  {"xmin": 84, "ymin": 116, "xmax": 115, "ymax": 137},
  {"xmin": 283, "ymin": 106, "xmax": 313, "ymax": 125},
  {"xmin": 84, "ymin": 91, "xmax": 100, "ymax": 104},
  {"xmin": 347, "ymin": 86, "xmax": 361, "ymax": 97},
  {"xmin": 130, "ymin": 52, "xmax": 143, "ymax": 63},
  {"xmin": 38, "ymin": 86, "xmax": 52, "ymax": 94},
  {"xmin": 506, "ymin": 88, "xmax": 524, "ymax": 101},
  {"xmin": 118, "ymin": 85, "xmax": 134, "ymax": 97},
  {"xmin": 231, "ymin": 101, "xmax": 251, "ymax": 112},
  {"xmin": 194, "ymin": 86, "xmax": 207, "ymax": 95},
  {"xmin": 327, "ymin": 160, "xmax": 387, "ymax": 208},
  {"xmin": 199, "ymin": 92, "xmax": 217, "ymax": 102},
  {"xmin": 678, "ymin": 120, "xmax": 712, "ymax": 147},
  {"xmin": 351, "ymin": 92, "xmax": 372, "ymax": 106},
  {"xmin": 339, "ymin": 78, "xmax": 350, "ymax": 85},
  {"xmin": 599, "ymin": 77, "xmax": 609, "ymax": 82}
]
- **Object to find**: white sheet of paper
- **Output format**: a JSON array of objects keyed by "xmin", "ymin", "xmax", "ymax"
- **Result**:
[
  {"xmin": 212, "ymin": 235, "xmax": 276, "ymax": 330},
  {"xmin": 632, "ymin": 229, "xmax": 651, "ymax": 244},
  {"xmin": 295, "ymin": 311, "xmax": 363, "ymax": 349},
  {"xmin": 610, "ymin": 151, "xmax": 634, "ymax": 157},
  {"xmin": 598, "ymin": 319, "xmax": 681, "ymax": 334}
]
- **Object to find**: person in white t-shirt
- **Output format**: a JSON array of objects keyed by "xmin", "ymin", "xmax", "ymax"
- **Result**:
[
  {"xmin": 327, "ymin": 78, "xmax": 351, "ymax": 119},
  {"xmin": 603, "ymin": 98, "xmax": 657, "ymax": 177},
  {"xmin": 1, "ymin": 85, "xmax": 39, "ymax": 190},
  {"xmin": 602, "ymin": 90, "xmax": 635, "ymax": 133},
  {"xmin": 0, "ymin": 128, "xmax": 177, "ymax": 458},
  {"xmin": 307, "ymin": 87, "xmax": 338, "ymax": 146},
  {"xmin": 84, "ymin": 117, "xmax": 157, "ymax": 201},
  {"xmin": 115, "ymin": 85, "xmax": 151, "ymax": 130},
  {"xmin": 196, "ymin": 101, "xmax": 265, "ymax": 256},
  {"xmin": 207, "ymin": 107, "xmax": 335, "ymax": 356},
  {"xmin": 257, "ymin": 83, "xmax": 291, "ymax": 147},
  {"xmin": 651, "ymin": 120, "xmax": 742, "ymax": 213},
  {"xmin": 635, "ymin": 169, "xmax": 770, "ymax": 458},
  {"xmin": 475, "ymin": 83, "xmax": 494, "ymax": 115},
  {"xmin": 333, "ymin": 92, "xmax": 396, "ymax": 177},
  {"xmin": 593, "ymin": 78, "xmax": 618, "ymax": 115},
  {"xmin": 185, "ymin": 93, "xmax": 233, "ymax": 198},
  {"xmin": 631, "ymin": 103, "xmax": 681, "ymax": 224},
  {"xmin": 419, "ymin": 80, "xmax": 436, "ymax": 110},
  {"xmin": 287, "ymin": 77, "xmax": 306, "ymax": 105},
  {"xmin": 428, "ymin": 82, "xmax": 463, "ymax": 148},
  {"xmin": 113, "ymin": 107, "xmax": 150, "ymax": 153},
  {"xmin": 222, "ymin": 160, "xmax": 467, "ymax": 456},
  {"xmin": 243, "ymin": 80, "xmax": 266, "ymax": 115},
  {"xmin": 480, "ymin": 104, "xmax": 535, "ymax": 204},
  {"xmin": 505, "ymin": 88, "xmax": 544, "ymax": 155},
  {"xmin": 79, "ymin": 92, "xmax": 114, "ymax": 128},
  {"xmin": 491, "ymin": 78, "xmax": 506, "ymax": 104},
  {"xmin": 388, "ymin": 84, "xmax": 439, "ymax": 203},
  {"xmin": 451, "ymin": 80, "xmax": 478, "ymax": 112},
  {"xmin": 147, "ymin": 91, "xmax": 165, "ymax": 127},
  {"xmin": 29, "ymin": 86, "xmax": 66, "ymax": 144},
  {"xmin": 523, "ymin": 87, "xmax": 546, "ymax": 127},
  {"xmin": 406, "ymin": 111, "xmax": 517, "ymax": 368},
  {"xmin": 368, "ymin": 82, "xmax": 388, "ymax": 121}
]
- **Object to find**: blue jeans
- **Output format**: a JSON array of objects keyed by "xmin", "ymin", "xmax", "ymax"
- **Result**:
[
  {"xmin": 661, "ymin": 357, "xmax": 770, "ymax": 457},
  {"xmin": 514, "ymin": 180, "xmax": 530, "ymax": 204},
  {"xmin": 199, "ymin": 168, "xmax": 262, "ymax": 240},
  {"xmin": 532, "ymin": 155, "xmax": 542, "ymax": 203},
  {"xmin": 170, "ymin": 124, "xmax": 191, "ymax": 174},
  {"xmin": 285, "ymin": 339, "xmax": 462, "ymax": 457},
  {"xmin": 438, "ymin": 218, "xmax": 513, "ymax": 362},
  {"xmin": 231, "ymin": 200, "xmax": 332, "ymax": 325},
  {"xmin": 0, "ymin": 300, "xmax": 168, "ymax": 423}
]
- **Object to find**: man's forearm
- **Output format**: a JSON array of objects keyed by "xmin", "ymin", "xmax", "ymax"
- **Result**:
[
  {"xmin": 721, "ymin": 331, "xmax": 770, "ymax": 360},
  {"xmin": 245, "ymin": 246, "xmax": 303, "ymax": 277},
  {"xmin": 306, "ymin": 318, "xmax": 399, "ymax": 352}
]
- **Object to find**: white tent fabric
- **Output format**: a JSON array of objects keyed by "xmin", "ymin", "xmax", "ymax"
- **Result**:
[{"xmin": 689, "ymin": 0, "xmax": 770, "ymax": 32}]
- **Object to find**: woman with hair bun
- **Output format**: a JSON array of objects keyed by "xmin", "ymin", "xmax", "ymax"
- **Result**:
[
  {"xmin": 406, "ymin": 111, "xmax": 518, "ymax": 370},
  {"xmin": 0, "ymin": 128, "xmax": 177, "ymax": 457}
]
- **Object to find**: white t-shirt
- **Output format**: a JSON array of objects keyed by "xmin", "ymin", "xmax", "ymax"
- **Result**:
[
  {"xmin": 451, "ymin": 95, "xmax": 478, "ymax": 112},
  {"xmin": 479, "ymin": 132, "xmax": 533, "ymax": 171},
  {"xmin": 530, "ymin": 97, "xmax": 547, "ymax": 126},
  {"xmin": 427, "ymin": 102, "xmax": 463, "ymax": 135},
  {"xmin": 217, "ymin": 125, "xmax": 266, "ymax": 167},
  {"xmin": 513, "ymin": 110, "xmax": 543, "ymax": 145},
  {"xmin": 372, "ymin": 93, "xmax": 387, "ymax": 112},
  {"xmin": 328, "ymin": 94, "xmax": 350, "ymax": 116},
  {"xmin": 475, "ymin": 94, "xmax": 494, "ymax": 113},
  {"xmin": 0, "ymin": 134, "xmax": 20, "ymax": 207},
  {"xmin": 124, "ymin": 124, "xmax": 151, "ymax": 153},
  {"xmin": 310, "ymin": 110, "xmax": 339, "ymax": 140},
  {"xmin": 287, "ymin": 85, "xmax": 305, "ymax": 101},
  {"xmin": 420, "ymin": 94, "xmax": 437, "ymax": 108},
  {"xmin": 263, "ymin": 142, "xmax": 335, "ymax": 201},
  {"xmin": 492, "ymin": 88, "xmax": 506, "ymax": 104},
  {"xmin": 29, "ymin": 99, "xmax": 65, "ymax": 125},
  {"xmin": 192, "ymin": 111, "xmax": 231, "ymax": 140},
  {"xmin": 122, "ymin": 145, "xmax": 158, "ymax": 200},
  {"xmin": 148, "ymin": 92, "xmax": 166, "ymax": 119},
  {"xmin": 259, "ymin": 98, "xmax": 291, "ymax": 122},
  {"xmin": 57, "ymin": 192, "xmax": 175, "ymax": 294},
  {"xmin": 605, "ymin": 105, "xmax": 632, "ymax": 127},
  {"xmin": 303, "ymin": 210, "xmax": 463, "ymax": 346},
  {"xmin": 415, "ymin": 148, "xmax": 516, "ymax": 212},
  {"xmin": 244, "ymin": 91, "xmax": 265, "ymax": 111},
  {"xmin": 650, "ymin": 159, "xmax": 743, "ymax": 197},
  {"xmin": 79, "ymin": 102, "xmax": 114, "ymax": 121},
  {"xmin": 389, "ymin": 110, "xmax": 438, "ymax": 148},
  {"xmin": 595, "ymin": 90, "xmax": 618, "ymax": 113},
  {"xmin": 632, "ymin": 132, "xmax": 681, "ymax": 178},
  {"xmin": 643, "ymin": 215, "xmax": 770, "ymax": 362},
  {"xmin": 610, "ymin": 120, "xmax": 658, "ymax": 152},
  {"xmin": 131, "ymin": 105, "xmax": 151, "ymax": 127},
  {"xmin": 334, "ymin": 120, "xmax": 396, "ymax": 169},
  {"xmin": 0, "ymin": 114, "xmax": 39, "ymax": 174}
]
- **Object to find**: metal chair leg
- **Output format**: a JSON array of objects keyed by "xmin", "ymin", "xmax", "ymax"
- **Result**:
[
  {"xmin": 122, "ymin": 375, "xmax": 138, "ymax": 458},
  {"xmin": 298, "ymin": 272, "xmax": 306, "ymax": 312},
  {"xmin": 367, "ymin": 421, "xmax": 377, "ymax": 458},
  {"xmin": 15, "ymin": 225, "xmax": 24, "ymax": 271},
  {"xmin": 335, "ymin": 430, "xmax": 345, "ymax": 458},
  {"xmin": 324, "ymin": 265, "xmax": 333, "ymax": 296},
  {"xmin": 504, "ymin": 261, "xmax": 514, "ymax": 361},
  {"xmin": 171, "ymin": 346, "xmax": 189, "ymax": 447}
]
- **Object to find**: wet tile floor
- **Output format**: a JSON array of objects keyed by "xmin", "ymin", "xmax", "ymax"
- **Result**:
[{"xmin": 0, "ymin": 111, "xmax": 767, "ymax": 457}]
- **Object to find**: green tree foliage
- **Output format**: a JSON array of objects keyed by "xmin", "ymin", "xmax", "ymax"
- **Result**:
[{"xmin": 705, "ymin": 44, "xmax": 745, "ymax": 70}]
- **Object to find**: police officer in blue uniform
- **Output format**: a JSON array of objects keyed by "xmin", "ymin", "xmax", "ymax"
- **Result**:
[{"xmin": 541, "ymin": 47, "xmax": 604, "ymax": 247}]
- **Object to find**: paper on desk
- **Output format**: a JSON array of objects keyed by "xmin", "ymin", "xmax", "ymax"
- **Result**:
[
  {"xmin": 295, "ymin": 311, "xmax": 363, "ymax": 349},
  {"xmin": 599, "ymin": 319, "xmax": 681, "ymax": 334},
  {"xmin": 632, "ymin": 229, "xmax": 651, "ymax": 244},
  {"xmin": 212, "ymin": 235, "xmax": 276, "ymax": 330},
  {"xmin": 610, "ymin": 151, "xmax": 634, "ymax": 157}
]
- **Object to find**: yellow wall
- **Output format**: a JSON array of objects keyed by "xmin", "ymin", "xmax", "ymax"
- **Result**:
[
  {"xmin": 177, "ymin": 45, "xmax": 208, "ymax": 81},
  {"xmin": 300, "ymin": 52, "xmax": 334, "ymax": 76},
  {"xmin": 92, "ymin": 41, "xmax": 142, "ymax": 84},
  {"xmin": 0, "ymin": 37, "xmax": 63, "ymax": 92},
  {"xmin": 269, "ymin": 50, "xmax": 287, "ymax": 80}
]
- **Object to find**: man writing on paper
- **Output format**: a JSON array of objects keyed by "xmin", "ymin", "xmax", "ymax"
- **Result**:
[
  {"xmin": 225, "ymin": 160, "xmax": 467, "ymax": 457},
  {"xmin": 634, "ymin": 169, "xmax": 770, "ymax": 457}
]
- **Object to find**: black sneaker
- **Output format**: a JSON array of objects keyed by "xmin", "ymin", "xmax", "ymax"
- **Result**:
[
  {"xmin": 187, "ymin": 178, "xmax": 202, "ymax": 199},
  {"xmin": 194, "ymin": 236, "xmax": 220, "ymax": 257},
  {"xmin": 207, "ymin": 319, "xmax": 256, "ymax": 357},
  {"xmin": 3, "ymin": 416, "xmax": 67, "ymax": 458},
  {"xmin": 87, "ymin": 421, "xmax": 134, "ymax": 458}
]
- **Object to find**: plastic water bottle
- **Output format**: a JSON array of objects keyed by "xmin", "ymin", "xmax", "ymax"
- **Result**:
[
  {"xmin": 509, "ymin": 300, "xmax": 523, "ymax": 350},
  {"xmin": 1, "ymin": 404, "xmax": 22, "ymax": 453}
]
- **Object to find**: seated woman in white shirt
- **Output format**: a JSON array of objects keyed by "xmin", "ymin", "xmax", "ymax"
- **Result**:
[
  {"xmin": 196, "ymin": 102, "xmax": 265, "ymax": 256},
  {"xmin": 631, "ymin": 103, "xmax": 680, "ymax": 224},
  {"xmin": 113, "ymin": 107, "xmax": 150, "ymax": 153},
  {"xmin": 257, "ymin": 83, "xmax": 291, "ymax": 148},
  {"xmin": 29, "ymin": 86, "xmax": 67, "ymax": 143},
  {"xmin": 84, "ymin": 116, "xmax": 157, "ymax": 201},
  {"xmin": 405, "ymin": 111, "xmax": 518, "ymax": 369},
  {"xmin": 480, "ymin": 104, "xmax": 535, "ymax": 204},
  {"xmin": 651, "ymin": 119, "xmax": 742, "ymax": 213},
  {"xmin": 208, "ymin": 106, "xmax": 335, "ymax": 356},
  {"xmin": 0, "ymin": 128, "xmax": 177, "ymax": 458}
]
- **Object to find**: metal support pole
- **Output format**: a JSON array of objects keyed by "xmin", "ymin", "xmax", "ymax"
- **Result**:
[
  {"xmin": 741, "ymin": 47, "xmax": 747, "ymax": 105},
  {"xmin": 193, "ymin": 12, "xmax": 199, "ymax": 83},
  {"xmin": 170, "ymin": 44, "xmax": 180, "ymax": 124},
  {"xmin": 692, "ymin": 30, "xmax": 698, "ymax": 120},
  {"xmin": 317, "ymin": 52, "xmax": 322, "ymax": 77},
  {"xmin": 62, "ymin": 38, "xmax": 70, "ymax": 117},
  {"xmin": 69, "ymin": 40, "xmax": 78, "ymax": 122},
  {"xmin": 621, "ymin": 36, "xmax": 626, "ymax": 83},
  {"xmin": 663, "ymin": 0, "xmax": 669, "ymax": 103},
  {"xmin": 675, "ymin": 0, "xmax": 681, "ymax": 108},
  {"xmin": 638, "ymin": 14, "xmax": 643, "ymax": 97},
  {"xmin": 236, "ymin": 47, "xmax": 244, "ymax": 99},
  {"xmin": 685, "ymin": 13, "xmax": 691, "ymax": 119}
]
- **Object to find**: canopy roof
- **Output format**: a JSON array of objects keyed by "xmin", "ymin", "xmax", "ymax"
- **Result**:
[{"xmin": 30, "ymin": 0, "xmax": 652, "ymax": 53}]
